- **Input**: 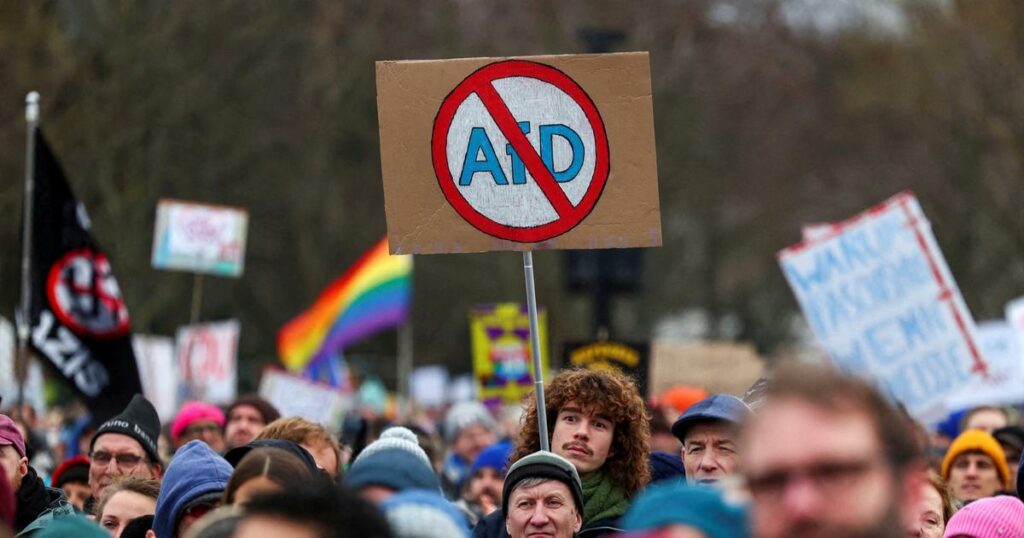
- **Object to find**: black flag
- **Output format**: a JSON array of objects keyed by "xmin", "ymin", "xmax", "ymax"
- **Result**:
[{"xmin": 23, "ymin": 130, "xmax": 142, "ymax": 421}]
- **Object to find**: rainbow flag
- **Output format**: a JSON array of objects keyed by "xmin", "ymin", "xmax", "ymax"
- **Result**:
[{"xmin": 277, "ymin": 238, "xmax": 412, "ymax": 371}]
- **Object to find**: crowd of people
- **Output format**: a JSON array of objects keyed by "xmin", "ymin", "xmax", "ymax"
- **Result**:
[{"xmin": 0, "ymin": 363, "xmax": 1021, "ymax": 537}]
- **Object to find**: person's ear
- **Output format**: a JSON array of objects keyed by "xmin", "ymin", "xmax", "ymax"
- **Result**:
[
  {"xmin": 17, "ymin": 457, "xmax": 27, "ymax": 479},
  {"xmin": 145, "ymin": 530, "xmax": 157, "ymax": 538},
  {"xmin": 573, "ymin": 510, "xmax": 582, "ymax": 533}
]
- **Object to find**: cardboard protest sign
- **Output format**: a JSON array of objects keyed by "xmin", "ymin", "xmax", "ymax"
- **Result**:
[
  {"xmin": 176, "ymin": 320, "xmax": 239, "ymax": 405},
  {"xmin": 258, "ymin": 368, "xmax": 352, "ymax": 430},
  {"xmin": 132, "ymin": 334, "xmax": 178, "ymax": 421},
  {"xmin": 152, "ymin": 199, "xmax": 248, "ymax": 277},
  {"xmin": 471, "ymin": 303, "xmax": 548, "ymax": 406},
  {"xmin": 376, "ymin": 53, "xmax": 661, "ymax": 254},
  {"xmin": 648, "ymin": 340, "xmax": 764, "ymax": 397},
  {"xmin": 778, "ymin": 191, "xmax": 986, "ymax": 417},
  {"xmin": 0, "ymin": 317, "xmax": 45, "ymax": 414},
  {"xmin": 564, "ymin": 341, "xmax": 649, "ymax": 396},
  {"xmin": 946, "ymin": 321, "xmax": 1024, "ymax": 409}
]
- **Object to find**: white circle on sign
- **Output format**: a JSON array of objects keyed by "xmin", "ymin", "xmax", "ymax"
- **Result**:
[{"xmin": 445, "ymin": 76, "xmax": 597, "ymax": 228}]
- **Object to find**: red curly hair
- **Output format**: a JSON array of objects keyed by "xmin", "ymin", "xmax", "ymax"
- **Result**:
[{"xmin": 512, "ymin": 368, "xmax": 651, "ymax": 496}]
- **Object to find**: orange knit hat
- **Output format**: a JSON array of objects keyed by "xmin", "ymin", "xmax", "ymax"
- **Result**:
[{"xmin": 941, "ymin": 430, "xmax": 1010, "ymax": 489}]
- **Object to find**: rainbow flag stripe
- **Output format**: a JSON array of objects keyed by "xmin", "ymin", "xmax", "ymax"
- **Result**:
[{"xmin": 277, "ymin": 238, "xmax": 412, "ymax": 371}]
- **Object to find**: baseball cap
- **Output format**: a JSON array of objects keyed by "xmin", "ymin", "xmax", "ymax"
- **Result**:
[
  {"xmin": 0, "ymin": 415, "xmax": 26, "ymax": 458},
  {"xmin": 671, "ymin": 394, "xmax": 751, "ymax": 443}
]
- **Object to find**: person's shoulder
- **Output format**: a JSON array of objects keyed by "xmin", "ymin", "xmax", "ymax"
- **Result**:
[
  {"xmin": 578, "ymin": 516, "xmax": 622, "ymax": 537},
  {"xmin": 471, "ymin": 508, "xmax": 509, "ymax": 538}
]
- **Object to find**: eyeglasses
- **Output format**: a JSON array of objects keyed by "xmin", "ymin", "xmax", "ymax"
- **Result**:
[
  {"xmin": 746, "ymin": 457, "xmax": 884, "ymax": 503},
  {"xmin": 90, "ymin": 451, "xmax": 146, "ymax": 471}
]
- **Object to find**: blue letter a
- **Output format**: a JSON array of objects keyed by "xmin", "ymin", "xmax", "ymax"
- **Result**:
[{"xmin": 459, "ymin": 128, "xmax": 508, "ymax": 186}]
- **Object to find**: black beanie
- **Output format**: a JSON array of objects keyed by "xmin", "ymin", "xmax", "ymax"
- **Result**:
[{"xmin": 90, "ymin": 394, "xmax": 162, "ymax": 466}]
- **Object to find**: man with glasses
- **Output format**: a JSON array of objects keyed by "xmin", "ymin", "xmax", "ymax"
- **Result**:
[
  {"xmin": 740, "ymin": 364, "xmax": 924, "ymax": 538},
  {"xmin": 88, "ymin": 395, "xmax": 164, "ymax": 504}
]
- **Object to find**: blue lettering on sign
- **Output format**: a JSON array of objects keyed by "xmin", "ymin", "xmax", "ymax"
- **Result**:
[
  {"xmin": 505, "ymin": 122, "xmax": 531, "ymax": 185},
  {"xmin": 540, "ymin": 124, "xmax": 585, "ymax": 183},
  {"xmin": 460, "ymin": 123, "xmax": 584, "ymax": 186},
  {"xmin": 460, "ymin": 127, "xmax": 508, "ymax": 186}
]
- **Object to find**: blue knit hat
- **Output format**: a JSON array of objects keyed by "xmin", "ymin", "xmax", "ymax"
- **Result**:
[
  {"xmin": 621, "ymin": 481, "xmax": 749, "ymax": 538},
  {"xmin": 345, "ymin": 427, "xmax": 440, "ymax": 494},
  {"xmin": 470, "ymin": 440, "xmax": 513, "ymax": 476},
  {"xmin": 381, "ymin": 489, "xmax": 470, "ymax": 538}
]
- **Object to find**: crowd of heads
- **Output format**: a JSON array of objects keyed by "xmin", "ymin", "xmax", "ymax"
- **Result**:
[{"xmin": 0, "ymin": 364, "xmax": 1020, "ymax": 537}]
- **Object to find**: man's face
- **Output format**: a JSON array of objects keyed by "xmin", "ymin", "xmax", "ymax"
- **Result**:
[
  {"xmin": 89, "ymin": 433, "xmax": 160, "ymax": 498},
  {"xmin": 177, "ymin": 419, "xmax": 226, "ymax": 453},
  {"xmin": 505, "ymin": 480, "xmax": 582, "ymax": 538},
  {"xmin": 0, "ymin": 446, "xmax": 27, "ymax": 492},
  {"xmin": 550, "ymin": 402, "xmax": 615, "ymax": 476},
  {"xmin": 452, "ymin": 423, "xmax": 496, "ymax": 463},
  {"xmin": 901, "ymin": 480, "xmax": 944, "ymax": 538},
  {"xmin": 964, "ymin": 409, "xmax": 1006, "ymax": 434},
  {"xmin": 947, "ymin": 452, "xmax": 1002, "ymax": 503},
  {"xmin": 225, "ymin": 405, "xmax": 266, "ymax": 450},
  {"xmin": 742, "ymin": 397, "xmax": 904, "ymax": 538},
  {"xmin": 301, "ymin": 440, "xmax": 339, "ymax": 478},
  {"xmin": 682, "ymin": 421, "xmax": 739, "ymax": 485},
  {"xmin": 61, "ymin": 481, "xmax": 92, "ymax": 511},
  {"xmin": 465, "ymin": 466, "xmax": 504, "ymax": 512}
]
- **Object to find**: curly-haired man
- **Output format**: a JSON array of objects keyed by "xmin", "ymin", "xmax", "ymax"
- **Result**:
[{"xmin": 474, "ymin": 368, "xmax": 650, "ymax": 538}]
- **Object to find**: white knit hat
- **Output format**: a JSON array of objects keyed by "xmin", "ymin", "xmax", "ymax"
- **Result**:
[
  {"xmin": 443, "ymin": 401, "xmax": 497, "ymax": 443},
  {"xmin": 354, "ymin": 426, "xmax": 432, "ymax": 468}
]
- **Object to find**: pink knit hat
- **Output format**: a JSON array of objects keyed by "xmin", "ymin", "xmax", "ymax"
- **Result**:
[
  {"xmin": 170, "ymin": 401, "xmax": 225, "ymax": 442},
  {"xmin": 943, "ymin": 495, "xmax": 1024, "ymax": 538}
]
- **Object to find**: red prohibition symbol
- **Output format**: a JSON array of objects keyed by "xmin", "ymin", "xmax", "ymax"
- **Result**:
[{"xmin": 431, "ymin": 60, "xmax": 610, "ymax": 243}]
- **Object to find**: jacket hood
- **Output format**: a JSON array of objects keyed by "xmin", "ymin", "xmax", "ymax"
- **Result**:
[{"xmin": 153, "ymin": 440, "xmax": 232, "ymax": 538}]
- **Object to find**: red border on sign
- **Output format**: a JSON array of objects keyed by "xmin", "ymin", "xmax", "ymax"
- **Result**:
[{"xmin": 432, "ymin": 60, "xmax": 610, "ymax": 243}]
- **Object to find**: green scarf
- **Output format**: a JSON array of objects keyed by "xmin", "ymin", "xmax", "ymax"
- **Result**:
[{"xmin": 580, "ymin": 470, "xmax": 629, "ymax": 525}]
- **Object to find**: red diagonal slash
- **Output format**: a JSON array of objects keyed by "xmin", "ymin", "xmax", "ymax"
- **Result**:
[{"xmin": 473, "ymin": 82, "xmax": 576, "ymax": 218}]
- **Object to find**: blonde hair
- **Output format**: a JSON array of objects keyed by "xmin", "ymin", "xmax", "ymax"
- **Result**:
[{"xmin": 255, "ymin": 417, "xmax": 341, "ymax": 473}]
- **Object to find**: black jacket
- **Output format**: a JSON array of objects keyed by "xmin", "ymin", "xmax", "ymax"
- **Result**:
[
  {"xmin": 472, "ymin": 508, "xmax": 622, "ymax": 538},
  {"xmin": 14, "ymin": 467, "xmax": 72, "ymax": 533}
]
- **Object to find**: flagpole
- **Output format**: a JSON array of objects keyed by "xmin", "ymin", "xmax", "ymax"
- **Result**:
[
  {"xmin": 522, "ymin": 251, "xmax": 549, "ymax": 451},
  {"xmin": 18, "ymin": 92, "xmax": 40, "ymax": 410}
]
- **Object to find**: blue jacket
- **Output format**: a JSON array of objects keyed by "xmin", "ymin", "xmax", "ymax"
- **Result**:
[{"xmin": 153, "ymin": 441, "xmax": 232, "ymax": 538}]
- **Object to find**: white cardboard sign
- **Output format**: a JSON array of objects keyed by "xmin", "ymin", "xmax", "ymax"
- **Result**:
[
  {"xmin": 778, "ymin": 192, "xmax": 986, "ymax": 417},
  {"xmin": 176, "ymin": 320, "xmax": 239, "ymax": 405},
  {"xmin": 132, "ymin": 334, "xmax": 179, "ymax": 421},
  {"xmin": 258, "ymin": 369, "xmax": 352, "ymax": 430},
  {"xmin": 946, "ymin": 320, "xmax": 1024, "ymax": 409},
  {"xmin": 152, "ymin": 199, "xmax": 248, "ymax": 277}
]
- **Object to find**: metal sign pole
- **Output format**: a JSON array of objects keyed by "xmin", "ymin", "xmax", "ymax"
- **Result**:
[
  {"xmin": 17, "ymin": 92, "xmax": 40, "ymax": 410},
  {"xmin": 522, "ymin": 251, "xmax": 549, "ymax": 451}
]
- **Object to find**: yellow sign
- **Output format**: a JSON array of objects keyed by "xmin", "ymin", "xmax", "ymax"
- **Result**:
[{"xmin": 471, "ymin": 303, "xmax": 548, "ymax": 406}]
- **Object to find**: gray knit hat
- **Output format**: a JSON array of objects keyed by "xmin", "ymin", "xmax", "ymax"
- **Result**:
[
  {"xmin": 354, "ymin": 427, "xmax": 432, "ymax": 468},
  {"xmin": 444, "ymin": 402, "xmax": 497, "ymax": 444},
  {"xmin": 502, "ymin": 451, "xmax": 583, "ymax": 517}
]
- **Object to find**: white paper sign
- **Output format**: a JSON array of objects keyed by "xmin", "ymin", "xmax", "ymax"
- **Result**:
[
  {"xmin": 132, "ymin": 334, "xmax": 179, "ymax": 421},
  {"xmin": 778, "ymin": 192, "xmax": 986, "ymax": 417},
  {"xmin": 176, "ymin": 320, "xmax": 239, "ymax": 405},
  {"xmin": 152, "ymin": 199, "xmax": 248, "ymax": 277},
  {"xmin": 0, "ymin": 317, "xmax": 45, "ymax": 414},
  {"xmin": 258, "ymin": 369, "xmax": 352, "ymax": 430},
  {"xmin": 946, "ymin": 321, "xmax": 1024, "ymax": 409},
  {"xmin": 411, "ymin": 365, "xmax": 449, "ymax": 407}
]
